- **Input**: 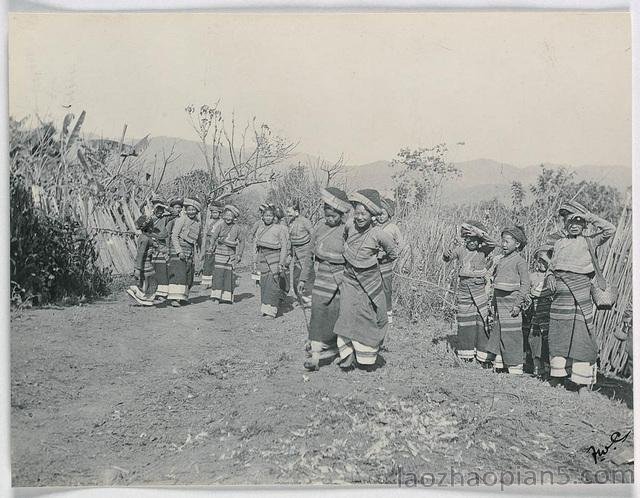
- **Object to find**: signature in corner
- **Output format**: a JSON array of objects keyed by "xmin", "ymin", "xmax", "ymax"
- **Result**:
[{"xmin": 585, "ymin": 430, "xmax": 632, "ymax": 464}]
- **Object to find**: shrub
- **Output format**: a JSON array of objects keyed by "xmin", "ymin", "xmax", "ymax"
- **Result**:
[
  {"xmin": 392, "ymin": 156, "xmax": 626, "ymax": 323},
  {"xmin": 10, "ymin": 174, "xmax": 113, "ymax": 306}
]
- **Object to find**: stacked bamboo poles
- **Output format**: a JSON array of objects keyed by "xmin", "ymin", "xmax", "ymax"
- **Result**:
[
  {"xmin": 30, "ymin": 186, "xmax": 144, "ymax": 276},
  {"xmin": 594, "ymin": 195, "xmax": 633, "ymax": 377}
]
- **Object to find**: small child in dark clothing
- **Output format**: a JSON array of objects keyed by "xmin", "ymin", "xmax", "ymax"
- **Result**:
[
  {"xmin": 527, "ymin": 244, "xmax": 554, "ymax": 378},
  {"xmin": 127, "ymin": 215, "xmax": 158, "ymax": 306}
]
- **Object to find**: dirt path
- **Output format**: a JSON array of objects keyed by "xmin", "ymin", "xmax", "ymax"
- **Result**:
[{"xmin": 11, "ymin": 271, "xmax": 634, "ymax": 488}]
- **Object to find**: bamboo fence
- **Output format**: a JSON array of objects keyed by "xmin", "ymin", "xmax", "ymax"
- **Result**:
[
  {"xmin": 31, "ymin": 185, "xmax": 150, "ymax": 275},
  {"xmin": 594, "ymin": 195, "xmax": 633, "ymax": 377}
]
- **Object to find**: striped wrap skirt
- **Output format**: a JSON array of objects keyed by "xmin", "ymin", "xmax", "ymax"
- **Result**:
[
  {"xmin": 379, "ymin": 259, "xmax": 394, "ymax": 324},
  {"xmin": 548, "ymin": 271, "xmax": 598, "ymax": 385},
  {"xmin": 529, "ymin": 297, "xmax": 551, "ymax": 366},
  {"xmin": 168, "ymin": 246, "xmax": 195, "ymax": 302},
  {"xmin": 258, "ymin": 247, "xmax": 289, "ymax": 317},
  {"xmin": 201, "ymin": 251, "xmax": 215, "ymax": 288},
  {"xmin": 151, "ymin": 244, "xmax": 170, "ymax": 298},
  {"xmin": 487, "ymin": 289, "xmax": 524, "ymax": 370},
  {"xmin": 211, "ymin": 253, "xmax": 235, "ymax": 303},
  {"xmin": 292, "ymin": 243, "xmax": 313, "ymax": 300},
  {"xmin": 455, "ymin": 277, "xmax": 490, "ymax": 361},
  {"xmin": 334, "ymin": 263, "xmax": 387, "ymax": 365},
  {"xmin": 309, "ymin": 259, "xmax": 343, "ymax": 346}
]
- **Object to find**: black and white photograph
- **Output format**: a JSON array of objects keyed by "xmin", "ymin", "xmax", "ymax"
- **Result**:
[{"xmin": 7, "ymin": 6, "xmax": 635, "ymax": 494}]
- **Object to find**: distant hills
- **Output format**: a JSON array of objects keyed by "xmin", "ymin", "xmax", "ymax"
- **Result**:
[
  {"xmin": 117, "ymin": 135, "xmax": 632, "ymax": 204},
  {"xmin": 346, "ymin": 158, "xmax": 631, "ymax": 204}
]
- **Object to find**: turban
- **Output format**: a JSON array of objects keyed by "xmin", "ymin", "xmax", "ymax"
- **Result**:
[
  {"xmin": 558, "ymin": 200, "xmax": 588, "ymax": 217},
  {"xmin": 348, "ymin": 189, "xmax": 384, "ymax": 216},
  {"xmin": 183, "ymin": 198, "xmax": 202, "ymax": 212},
  {"xmin": 501, "ymin": 225, "xmax": 527, "ymax": 248},
  {"xmin": 224, "ymin": 204, "xmax": 240, "ymax": 218},
  {"xmin": 320, "ymin": 187, "xmax": 351, "ymax": 214}
]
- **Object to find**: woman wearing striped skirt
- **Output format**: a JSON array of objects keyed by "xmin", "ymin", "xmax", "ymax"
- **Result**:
[
  {"xmin": 210, "ymin": 204, "xmax": 244, "ymax": 303},
  {"xmin": 376, "ymin": 198, "xmax": 404, "ymax": 326},
  {"xmin": 148, "ymin": 197, "xmax": 181, "ymax": 301},
  {"xmin": 333, "ymin": 189, "xmax": 398, "ymax": 370},
  {"xmin": 201, "ymin": 203, "xmax": 223, "ymax": 289},
  {"xmin": 546, "ymin": 210, "xmax": 616, "ymax": 391},
  {"xmin": 168, "ymin": 198, "xmax": 202, "ymax": 307},
  {"xmin": 301, "ymin": 187, "xmax": 352, "ymax": 371},
  {"xmin": 254, "ymin": 206, "xmax": 290, "ymax": 318}
]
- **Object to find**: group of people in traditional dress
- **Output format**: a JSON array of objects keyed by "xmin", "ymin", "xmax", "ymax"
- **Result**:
[
  {"xmin": 126, "ymin": 186, "xmax": 616, "ymax": 388},
  {"xmin": 445, "ymin": 199, "xmax": 616, "ymax": 394},
  {"xmin": 127, "ymin": 187, "xmax": 406, "ymax": 372},
  {"xmin": 128, "ymin": 197, "xmax": 243, "ymax": 308},
  {"xmin": 249, "ymin": 189, "xmax": 405, "ymax": 371}
]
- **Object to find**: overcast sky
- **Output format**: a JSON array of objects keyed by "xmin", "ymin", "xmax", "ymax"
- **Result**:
[{"xmin": 9, "ymin": 12, "xmax": 631, "ymax": 167}]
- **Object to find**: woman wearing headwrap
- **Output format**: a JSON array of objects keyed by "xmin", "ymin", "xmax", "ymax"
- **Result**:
[
  {"xmin": 486, "ymin": 225, "xmax": 530, "ymax": 374},
  {"xmin": 443, "ymin": 220, "xmax": 496, "ymax": 364},
  {"xmin": 209, "ymin": 204, "xmax": 245, "ymax": 304},
  {"xmin": 376, "ymin": 197, "xmax": 404, "ymax": 325},
  {"xmin": 544, "ymin": 200, "xmax": 589, "ymax": 247},
  {"xmin": 147, "ymin": 197, "xmax": 181, "ymax": 301},
  {"xmin": 302, "ymin": 187, "xmax": 351, "ymax": 371},
  {"xmin": 333, "ymin": 189, "xmax": 398, "ymax": 370},
  {"xmin": 168, "ymin": 198, "xmax": 202, "ymax": 306},
  {"xmin": 287, "ymin": 200, "xmax": 315, "ymax": 308},
  {"xmin": 202, "ymin": 203, "xmax": 223, "ymax": 289},
  {"xmin": 254, "ymin": 205, "xmax": 290, "ymax": 318},
  {"xmin": 546, "ymin": 210, "xmax": 616, "ymax": 391}
]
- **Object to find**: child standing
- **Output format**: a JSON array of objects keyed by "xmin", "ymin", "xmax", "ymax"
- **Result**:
[
  {"xmin": 202, "ymin": 203, "xmax": 223, "ymax": 288},
  {"xmin": 443, "ymin": 220, "xmax": 495, "ymax": 364},
  {"xmin": 527, "ymin": 244, "xmax": 554, "ymax": 378},
  {"xmin": 250, "ymin": 204, "xmax": 268, "ymax": 286},
  {"xmin": 127, "ymin": 215, "xmax": 158, "ymax": 306},
  {"xmin": 487, "ymin": 225, "xmax": 530, "ymax": 374},
  {"xmin": 377, "ymin": 198, "xmax": 404, "ymax": 325},
  {"xmin": 287, "ymin": 201, "xmax": 314, "ymax": 308}
]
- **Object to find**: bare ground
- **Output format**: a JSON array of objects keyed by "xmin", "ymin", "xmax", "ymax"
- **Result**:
[{"xmin": 10, "ymin": 271, "xmax": 634, "ymax": 488}]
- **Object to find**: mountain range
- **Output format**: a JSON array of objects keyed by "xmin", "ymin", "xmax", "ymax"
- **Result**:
[
  {"xmin": 346, "ymin": 158, "xmax": 632, "ymax": 204},
  {"xmin": 121, "ymin": 135, "xmax": 632, "ymax": 204}
]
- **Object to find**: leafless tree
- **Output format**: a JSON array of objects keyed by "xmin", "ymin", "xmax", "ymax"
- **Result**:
[{"xmin": 185, "ymin": 103, "xmax": 296, "ymax": 203}]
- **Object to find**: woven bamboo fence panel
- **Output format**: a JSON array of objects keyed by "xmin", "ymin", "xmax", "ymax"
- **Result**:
[
  {"xmin": 594, "ymin": 195, "xmax": 633, "ymax": 377},
  {"xmin": 30, "ymin": 185, "xmax": 151, "ymax": 275}
]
